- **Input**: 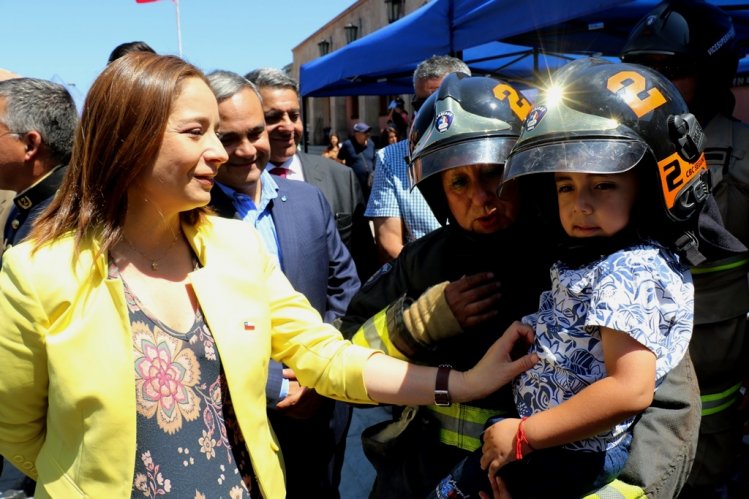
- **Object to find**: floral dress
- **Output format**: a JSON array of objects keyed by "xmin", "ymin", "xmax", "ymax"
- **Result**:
[
  {"xmin": 110, "ymin": 261, "xmax": 259, "ymax": 498},
  {"xmin": 514, "ymin": 244, "xmax": 694, "ymax": 453}
]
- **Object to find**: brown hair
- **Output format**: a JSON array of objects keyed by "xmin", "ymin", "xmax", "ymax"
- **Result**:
[{"xmin": 31, "ymin": 52, "xmax": 211, "ymax": 257}]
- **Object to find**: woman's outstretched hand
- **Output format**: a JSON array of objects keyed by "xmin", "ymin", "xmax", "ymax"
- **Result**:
[
  {"xmin": 454, "ymin": 321, "xmax": 537, "ymax": 403},
  {"xmin": 363, "ymin": 322, "xmax": 536, "ymax": 408}
]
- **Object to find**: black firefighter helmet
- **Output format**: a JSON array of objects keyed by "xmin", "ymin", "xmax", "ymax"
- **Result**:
[
  {"xmin": 504, "ymin": 57, "xmax": 711, "ymax": 262},
  {"xmin": 621, "ymin": 0, "xmax": 739, "ymax": 85},
  {"xmin": 408, "ymin": 72, "xmax": 532, "ymax": 225}
]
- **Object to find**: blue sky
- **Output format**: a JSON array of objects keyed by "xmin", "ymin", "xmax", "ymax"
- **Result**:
[{"xmin": 0, "ymin": 0, "xmax": 354, "ymax": 108}]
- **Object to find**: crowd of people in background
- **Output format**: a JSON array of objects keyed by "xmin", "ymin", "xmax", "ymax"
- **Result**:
[{"xmin": 0, "ymin": 1, "xmax": 748, "ymax": 498}]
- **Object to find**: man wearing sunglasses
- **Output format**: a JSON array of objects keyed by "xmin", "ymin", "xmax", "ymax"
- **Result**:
[
  {"xmin": 622, "ymin": 2, "xmax": 749, "ymax": 498},
  {"xmin": 366, "ymin": 55, "xmax": 470, "ymax": 263}
]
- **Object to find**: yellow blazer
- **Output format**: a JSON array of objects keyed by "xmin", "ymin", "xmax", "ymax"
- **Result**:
[{"xmin": 0, "ymin": 216, "xmax": 375, "ymax": 498}]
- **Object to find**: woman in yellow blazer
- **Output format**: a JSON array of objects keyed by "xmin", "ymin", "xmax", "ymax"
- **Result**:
[{"xmin": 0, "ymin": 54, "xmax": 536, "ymax": 498}]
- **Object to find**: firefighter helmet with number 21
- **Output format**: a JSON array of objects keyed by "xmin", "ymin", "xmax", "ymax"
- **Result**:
[{"xmin": 504, "ymin": 57, "xmax": 709, "ymax": 227}]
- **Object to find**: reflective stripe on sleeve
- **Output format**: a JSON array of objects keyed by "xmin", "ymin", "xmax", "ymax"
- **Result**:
[
  {"xmin": 701, "ymin": 381, "xmax": 742, "ymax": 416},
  {"xmin": 426, "ymin": 404, "xmax": 510, "ymax": 451},
  {"xmin": 584, "ymin": 479, "xmax": 647, "ymax": 499},
  {"xmin": 353, "ymin": 307, "xmax": 391, "ymax": 351},
  {"xmin": 351, "ymin": 306, "xmax": 408, "ymax": 360},
  {"xmin": 691, "ymin": 257, "xmax": 748, "ymax": 275}
]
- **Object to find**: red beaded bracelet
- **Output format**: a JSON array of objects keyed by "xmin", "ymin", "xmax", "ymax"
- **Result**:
[{"xmin": 515, "ymin": 416, "xmax": 533, "ymax": 460}]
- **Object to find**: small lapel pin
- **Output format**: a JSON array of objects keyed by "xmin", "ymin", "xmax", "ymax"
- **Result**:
[{"xmin": 243, "ymin": 322, "xmax": 255, "ymax": 331}]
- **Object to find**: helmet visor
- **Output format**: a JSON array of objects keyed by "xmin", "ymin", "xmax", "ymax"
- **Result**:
[
  {"xmin": 410, "ymin": 137, "xmax": 515, "ymax": 189},
  {"xmin": 504, "ymin": 139, "xmax": 648, "ymax": 182}
]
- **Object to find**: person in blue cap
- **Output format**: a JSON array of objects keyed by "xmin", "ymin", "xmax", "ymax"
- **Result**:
[{"xmin": 338, "ymin": 121, "xmax": 376, "ymax": 200}]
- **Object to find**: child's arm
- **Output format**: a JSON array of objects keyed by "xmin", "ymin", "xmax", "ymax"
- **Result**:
[{"xmin": 480, "ymin": 327, "xmax": 656, "ymax": 475}]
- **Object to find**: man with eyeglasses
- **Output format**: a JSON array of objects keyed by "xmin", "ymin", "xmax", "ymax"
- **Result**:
[
  {"xmin": 366, "ymin": 55, "xmax": 470, "ymax": 263},
  {"xmin": 622, "ymin": 2, "xmax": 749, "ymax": 497},
  {"xmin": 0, "ymin": 78, "xmax": 77, "ymax": 263},
  {"xmin": 244, "ymin": 68, "xmax": 377, "ymax": 281}
]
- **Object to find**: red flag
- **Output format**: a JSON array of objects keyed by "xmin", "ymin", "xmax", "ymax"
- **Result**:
[{"xmin": 135, "ymin": 0, "xmax": 162, "ymax": 3}]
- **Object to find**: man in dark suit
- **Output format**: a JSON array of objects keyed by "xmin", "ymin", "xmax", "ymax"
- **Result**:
[
  {"xmin": 244, "ymin": 68, "xmax": 377, "ymax": 280},
  {"xmin": 207, "ymin": 70, "xmax": 359, "ymax": 499}
]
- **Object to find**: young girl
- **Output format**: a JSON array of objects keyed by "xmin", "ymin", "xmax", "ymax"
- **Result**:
[{"xmin": 432, "ymin": 58, "xmax": 714, "ymax": 499}]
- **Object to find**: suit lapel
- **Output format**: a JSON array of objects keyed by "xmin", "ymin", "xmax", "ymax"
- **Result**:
[
  {"xmin": 189, "ymin": 252, "xmax": 269, "ymax": 367},
  {"xmin": 270, "ymin": 184, "xmax": 299, "ymax": 275},
  {"xmin": 298, "ymin": 153, "xmax": 325, "ymax": 186}
]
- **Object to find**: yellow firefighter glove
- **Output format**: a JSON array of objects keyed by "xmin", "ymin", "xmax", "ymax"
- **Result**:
[{"xmin": 402, "ymin": 281, "xmax": 463, "ymax": 344}]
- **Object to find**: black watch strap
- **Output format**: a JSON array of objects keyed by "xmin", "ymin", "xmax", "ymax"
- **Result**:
[{"xmin": 434, "ymin": 364, "xmax": 452, "ymax": 406}]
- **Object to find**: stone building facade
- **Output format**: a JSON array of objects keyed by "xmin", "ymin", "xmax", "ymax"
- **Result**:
[{"xmin": 291, "ymin": 0, "xmax": 427, "ymax": 146}]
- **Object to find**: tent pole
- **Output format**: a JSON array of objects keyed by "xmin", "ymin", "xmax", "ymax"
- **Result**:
[{"xmin": 302, "ymin": 96, "xmax": 309, "ymax": 153}]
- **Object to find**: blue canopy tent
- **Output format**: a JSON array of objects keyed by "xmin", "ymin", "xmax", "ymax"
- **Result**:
[
  {"xmin": 300, "ymin": 0, "xmax": 749, "ymax": 97},
  {"xmin": 299, "ymin": 0, "xmax": 635, "ymax": 97},
  {"xmin": 462, "ymin": 41, "xmax": 604, "ymax": 85}
]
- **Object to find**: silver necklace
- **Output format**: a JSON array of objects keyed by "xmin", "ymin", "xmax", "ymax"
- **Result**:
[{"xmin": 122, "ymin": 231, "xmax": 181, "ymax": 271}]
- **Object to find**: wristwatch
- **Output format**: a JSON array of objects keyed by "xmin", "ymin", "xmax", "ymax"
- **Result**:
[{"xmin": 434, "ymin": 364, "xmax": 452, "ymax": 407}]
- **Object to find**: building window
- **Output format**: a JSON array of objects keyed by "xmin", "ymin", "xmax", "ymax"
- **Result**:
[
  {"xmin": 349, "ymin": 96, "xmax": 359, "ymax": 119},
  {"xmin": 385, "ymin": 0, "xmax": 404, "ymax": 23},
  {"xmin": 379, "ymin": 96, "xmax": 389, "ymax": 116}
]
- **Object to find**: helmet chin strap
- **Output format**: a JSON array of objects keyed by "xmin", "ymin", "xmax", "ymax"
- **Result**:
[
  {"xmin": 555, "ymin": 228, "xmax": 643, "ymax": 269},
  {"xmin": 675, "ymin": 231, "xmax": 706, "ymax": 266},
  {"xmin": 555, "ymin": 224, "xmax": 708, "ymax": 268},
  {"xmin": 668, "ymin": 113, "xmax": 705, "ymax": 162}
]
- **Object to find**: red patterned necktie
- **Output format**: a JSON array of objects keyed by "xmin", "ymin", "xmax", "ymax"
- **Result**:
[{"xmin": 270, "ymin": 167, "xmax": 290, "ymax": 178}]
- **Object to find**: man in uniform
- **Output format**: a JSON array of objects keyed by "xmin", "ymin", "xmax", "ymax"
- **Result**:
[
  {"xmin": 0, "ymin": 77, "xmax": 76, "ymax": 260},
  {"xmin": 622, "ymin": 2, "xmax": 749, "ymax": 496}
]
